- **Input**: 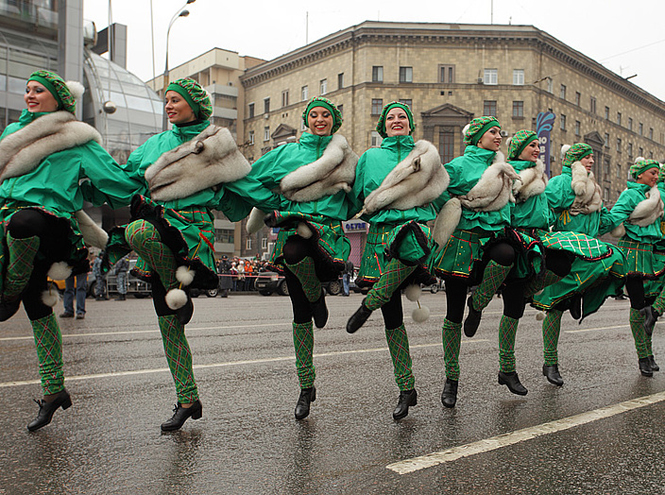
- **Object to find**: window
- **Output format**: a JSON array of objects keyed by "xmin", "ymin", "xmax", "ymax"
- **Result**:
[
  {"xmin": 338, "ymin": 73, "xmax": 344, "ymax": 89},
  {"xmin": 263, "ymin": 98, "xmax": 270, "ymax": 114},
  {"xmin": 605, "ymin": 106, "xmax": 610, "ymax": 120},
  {"xmin": 512, "ymin": 101, "xmax": 524, "ymax": 117},
  {"xmin": 439, "ymin": 65, "xmax": 455, "ymax": 83},
  {"xmin": 560, "ymin": 84, "xmax": 567, "ymax": 99},
  {"xmin": 483, "ymin": 68, "xmax": 498, "ymax": 85},
  {"xmin": 560, "ymin": 114, "xmax": 567, "ymax": 131},
  {"xmin": 603, "ymin": 187, "xmax": 610, "ymax": 202},
  {"xmin": 398, "ymin": 99, "xmax": 412, "ymax": 111},
  {"xmin": 371, "ymin": 98, "xmax": 383, "ymax": 115},
  {"xmin": 628, "ymin": 142, "xmax": 633, "ymax": 156},
  {"xmin": 301, "ymin": 85, "xmax": 308, "ymax": 101},
  {"xmin": 338, "ymin": 105, "xmax": 343, "ymax": 118},
  {"xmin": 639, "ymin": 147, "xmax": 644, "ymax": 156},
  {"xmin": 639, "ymin": 123, "xmax": 643, "ymax": 136},
  {"xmin": 399, "ymin": 66, "xmax": 413, "ymax": 83},
  {"xmin": 616, "ymin": 164, "xmax": 622, "ymax": 178},
  {"xmin": 248, "ymin": 103, "xmax": 255, "ymax": 119},
  {"xmin": 483, "ymin": 100, "xmax": 497, "ymax": 116},
  {"xmin": 372, "ymin": 66, "xmax": 384, "ymax": 83},
  {"xmin": 649, "ymin": 128, "xmax": 654, "ymax": 140},
  {"xmin": 439, "ymin": 130, "xmax": 455, "ymax": 164},
  {"xmin": 617, "ymin": 112, "xmax": 622, "ymax": 126},
  {"xmin": 261, "ymin": 237, "xmax": 268, "ymax": 249},
  {"xmin": 320, "ymin": 79, "xmax": 327, "ymax": 95},
  {"xmin": 370, "ymin": 131, "xmax": 382, "ymax": 148},
  {"xmin": 628, "ymin": 118, "xmax": 633, "ymax": 131},
  {"xmin": 246, "ymin": 238, "xmax": 252, "ymax": 250},
  {"xmin": 616, "ymin": 137, "xmax": 622, "ymax": 152},
  {"xmin": 590, "ymin": 96, "xmax": 596, "ymax": 114},
  {"xmin": 575, "ymin": 120, "xmax": 581, "ymax": 136},
  {"xmin": 263, "ymin": 126, "xmax": 270, "ymax": 141},
  {"xmin": 547, "ymin": 78, "xmax": 553, "ymax": 93},
  {"xmin": 281, "ymin": 90, "xmax": 289, "ymax": 108},
  {"xmin": 575, "ymin": 92, "xmax": 581, "ymax": 106},
  {"xmin": 513, "ymin": 69, "xmax": 524, "ymax": 85},
  {"xmin": 604, "ymin": 133, "xmax": 609, "ymax": 147},
  {"xmin": 248, "ymin": 130, "xmax": 254, "ymax": 145}
]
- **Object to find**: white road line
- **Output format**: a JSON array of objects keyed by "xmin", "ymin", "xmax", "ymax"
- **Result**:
[
  {"xmin": 0, "ymin": 339, "xmax": 490, "ymax": 389},
  {"xmin": 387, "ymin": 391, "xmax": 665, "ymax": 475}
]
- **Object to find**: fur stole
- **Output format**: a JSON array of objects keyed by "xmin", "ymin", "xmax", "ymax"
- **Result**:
[
  {"xmin": 612, "ymin": 185, "xmax": 664, "ymax": 239},
  {"xmin": 569, "ymin": 161, "xmax": 602, "ymax": 215},
  {"xmin": 75, "ymin": 210, "xmax": 108, "ymax": 249},
  {"xmin": 361, "ymin": 140, "xmax": 449, "ymax": 216},
  {"xmin": 512, "ymin": 158, "xmax": 548, "ymax": 202},
  {"xmin": 0, "ymin": 111, "xmax": 102, "ymax": 182},
  {"xmin": 145, "ymin": 125, "xmax": 251, "ymax": 201},
  {"xmin": 280, "ymin": 134, "xmax": 358, "ymax": 202}
]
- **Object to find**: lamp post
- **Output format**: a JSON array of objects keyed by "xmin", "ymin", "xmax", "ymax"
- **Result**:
[{"xmin": 161, "ymin": 0, "xmax": 196, "ymax": 131}]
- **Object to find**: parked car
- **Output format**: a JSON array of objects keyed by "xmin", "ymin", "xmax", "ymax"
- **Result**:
[
  {"xmin": 106, "ymin": 259, "xmax": 151, "ymax": 298},
  {"xmin": 254, "ymin": 271, "xmax": 342, "ymax": 296},
  {"xmin": 48, "ymin": 272, "xmax": 97, "ymax": 298}
]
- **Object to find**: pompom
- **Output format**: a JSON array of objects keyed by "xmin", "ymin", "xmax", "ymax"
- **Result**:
[
  {"xmin": 65, "ymin": 80, "xmax": 85, "ymax": 100},
  {"xmin": 165, "ymin": 288, "xmax": 188, "ymax": 310},
  {"xmin": 506, "ymin": 137, "xmax": 513, "ymax": 149},
  {"xmin": 47, "ymin": 262, "xmax": 72, "ymax": 281},
  {"xmin": 560, "ymin": 144, "xmax": 571, "ymax": 159},
  {"xmin": 635, "ymin": 156, "xmax": 645, "ymax": 164},
  {"xmin": 42, "ymin": 289, "xmax": 59, "ymax": 308},
  {"xmin": 296, "ymin": 222, "xmax": 313, "ymax": 239},
  {"xmin": 175, "ymin": 266, "xmax": 194, "ymax": 286},
  {"xmin": 412, "ymin": 305, "xmax": 430, "ymax": 323},
  {"xmin": 535, "ymin": 311, "xmax": 545, "ymax": 321},
  {"xmin": 462, "ymin": 123, "xmax": 470, "ymax": 137},
  {"xmin": 246, "ymin": 208, "xmax": 267, "ymax": 234},
  {"xmin": 404, "ymin": 284, "xmax": 422, "ymax": 302}
]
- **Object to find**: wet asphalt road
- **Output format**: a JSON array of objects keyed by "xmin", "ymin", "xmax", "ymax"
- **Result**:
[{"xmin": 1, "ymin": 292, "xmax": 665, "ymax": 494}]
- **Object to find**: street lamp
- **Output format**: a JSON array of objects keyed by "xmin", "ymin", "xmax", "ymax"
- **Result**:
[{"xmin": 161, "ymin": 0, "xmax": 196, "ymax": 130}]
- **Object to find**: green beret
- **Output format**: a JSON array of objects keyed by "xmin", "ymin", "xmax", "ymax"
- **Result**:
[
  {"xmin": 562, "ymin": 143, "xmax": 593, "ymax": 168},
  {"xmin": 375, "ymin": 101, "xmax": 415, "ymax": 138},
  {"xmin": 166, "ymin": 78, "xmax": 212, "ymax": 121},
  {"xmin": 27, "ymin": 70, "xmax": 79, "ymax": 114},
  {"xmin": 508, "ymin": 130, "xmax": 538, "ymax": 160},
  {"xmin": 301, "ymin": 97, "xmax": 343, "ymax": 134},
  {"xmin": 630, "ymin": 158, "xmax": 660, "ymax": 180},
  {"xmin": 464, "ymin": 116, "xmax": 501, "ymax": 146}
]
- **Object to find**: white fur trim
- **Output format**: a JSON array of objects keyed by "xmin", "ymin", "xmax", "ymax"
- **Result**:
[
  {"xmin": 42, "ymin": 289, "xmax": 59, "ymax": 307},
  {"xmin": 433, "ymin": 198, "xmax": 462, "ymax": 247},
  {"xmin": 404, "ymin": 284, "xmax": 421, "ymax": 302},
  {"xmin": 75, "ymin": 210, "xmax": 108, "ymax": 249},
  {"xmin": 459, "ymin": 151, "xmax": 521, "ymax": 211},
  {"xmin": 175, "ymin": 266, "xmax": 195, "ymax": 286},
  {"xmin": 412, "ymin": 305, "xmax": 430, "ymax": 323},
  {"xmin": 65, "ymin": 80, "xmax": 85, "ymax": 101},
  {"xmin": 165, "ymin": 288, "xmax": 188, "ymax": 310},
  {"xmin": 296, "ymin": 223, "xmax": 313, "ymax": 239},
  {"xmin": 569, "ymin": 162, "xmax": 603, "ymax": 215},
  {"xmin": 246, "ymin": 208, "xmax": 267, "ymax": 234},
  {"xmin": 628, "ymin": 185, "xmax": 664, "ymax": 226},
  {"xmin": 610, "ymin": 224, "xmax": 626, "ymax": 238},
  {"xmin": 535, "ymin": 311, "xmax": 545, "ymax": 321},
  {"xmin": 560, "ymin": 144, "xmax": 571, "ymax": 160},
  {"xmin": 512, "ymin": 159, "xmax": 548, "ymax": 202},
  {"xmin": 47, "ymin": 262, "xmax": 72, "ymax": 281}
]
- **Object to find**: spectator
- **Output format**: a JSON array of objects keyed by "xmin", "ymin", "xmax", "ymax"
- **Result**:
[
  {"xmin": 342, "ymin": 260, "xmax": 353, "ymax": 296},
  {"xmin": 61, "ymin": 273, "xmax": 87, "ymax": 319},
  {"xmin": 92, "ymin": 251, "xmax": 108, "ymax": 300},
  {"xmin": 230, "ymin": 262, "xmax": 238, "ymax": 291},
  {"xmin": 237, "ymin": 260, "xmax": 246, "ymax": 291},
  {"xmin": 114, "ymin": 255, "xmax": 130, "ymax": 301},
  {"xmin": 218, "ymin": 255, "xmax": 232, "ymax": 298}
]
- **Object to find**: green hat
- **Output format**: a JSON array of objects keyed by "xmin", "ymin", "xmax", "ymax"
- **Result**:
[
  {"xmin": 301, "ymin": 97, "xmax": 343, "ymax": 134},
  {"xmin": 507, "ymin": 130, "xmax": 538, "ymax": 160},
  {"xmin": 27, "ymin": 70, "xmax": 81, "ymax": 114},
  {"xmin": 166, "ymin": 78, "xmax": 212, "ymax": 121},
  {"xmin": 463, "ymin": 116, "xmax": 501, "ymax": 145},
  {"xmin": 562, "ymin": 143, "xmax": 594, "ymax": 168},
  {"xmin": 375, "ymin": 101, "xmax": 415, "ymax": 138},
  {"xmin": 630, "ymin": 158, "xmax": 660, "ymax": 180}
]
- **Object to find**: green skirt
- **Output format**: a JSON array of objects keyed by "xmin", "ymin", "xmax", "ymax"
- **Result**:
[
  {"xmin": 616, "ymin": 238, "xmax": 658, "ymax": 278},
  {"xmin": 355, "ymin": 220, "xmax": 436, "ymax": 288},
  {"xmin": 644, "ymin": 248, "xmax": 665, "ymax": 298},
  {"xmin": 538, "ymin": 229, "xmax": 614, "ymax": 261},
  {"xmin": 266, "ymin": 210, "xmax": 349, "ymax": 282}
]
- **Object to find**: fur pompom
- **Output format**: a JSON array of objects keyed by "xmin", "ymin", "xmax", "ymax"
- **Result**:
[
  {"xmin": 297, "ymin": 222, "xmax": 313, "ymax": 239},
  {"xmin": 535, "ymin": 311, "xmax": 545, "ymax": 321},
  {"xmin": 42, "ymin": 289, "xmax": 59, "ymax": 307},
  {"xmin": 165, "ymin": 288, "xmax": 188, "ymax": 310},
  {"xmin": 65, "ymin": 80, "xmax": 85, "ymax": 101},
  {"xmin": 635, "ymin": 156, "xmax": 645, "ymax": 164},
  {"xmin": 412, "ymin": 305, "xmax": 430, "ymax": 323},
  {"xmin": 175, "ymin": 266, "xmax": 194, "ymax": 286},
  {"xmin": 462, "ymin": 124, "xmax": 470, "ymax": 137},
  {"xmin": 404, "ymin": 284, "xmax": 421, "ymax": 302},
  {"xmin": 246, "ymin": 208, "xmax": 267, "ymax": 234},
  {"xmin": 47, "ymin": 262, "xmax": 72, "ymax": 281},
  {"xmin": 560, "ymin": 144, "xmax": 571, "ymax": 160}
]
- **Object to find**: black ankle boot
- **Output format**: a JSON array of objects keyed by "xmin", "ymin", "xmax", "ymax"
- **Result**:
[
  {"xmin": 569, "ymin": 294, "xmax": 582, "ymax": 320},
  {"xmin": 542, "ymin": 364, "xmax": 564, "ymax": 386},
  {"xmin": 176, "ymin": 293, "xmax": 194, "ymax": 325},
  {"xmin": 27, "ymin": 389, "xmax": 72, "ymax": 431},
  {"xmin": 441, "ymin": 379, "xmax": 458, "ymax": 408},
  {"xmin": 346, "ymin": 300, "xmax": 372, "ymax": 334},
  {"xmin": 498, "ymin": 371, "xmax": 528, "ymax": 395},
  {"xmin": 639, "ymin": 357, "xmax": 653, "ymax": 377},
  {"xmin": 161, "ymin": 399, "xmax": 203, "ymax": 431},
  {"xmin": 649, "ymin": 355, "xmax": 660, "ymax": 371},
  {"xmin": 311, "ymin": 291, "xmax": 328, "ymax": 329},
  {"xmin": 294, "ymin": 387, "xmax": 316, "ymax": 420},
  {"xmin": 393, "ymin": 389, "xmax": 417, "ymax": 420},
  {"xmin": 640, "ymin": 306, "xmax": 658, "ymax": 336},
  {"xmin": 0, "ymin": 296, "xmax": 21, "ymax": 322},
  {"xmin": 463, "ymin": 298, "xmax": 482, "ymax": 337}
]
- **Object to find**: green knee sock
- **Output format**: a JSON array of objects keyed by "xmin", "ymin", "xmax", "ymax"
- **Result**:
[
  {"xmin": 524, "ymin": 269, "xmax": 563, "ymax": 299},
  {"xmin": 365, "ymin": 259, "xmax": 417, "ymax": 311},
  {"xmin": 652, "ymin": 287, "xmax": 665, "ymax": 315},
  {"xmin": 471, "ymin": 260, "xmax": 512, "ymax": 312},
  {"xmin": 4, "ymin": 233, "xmax": 40, "ymax": 299},
  {"xmin": 293, "ymin": 320, "xmax": 315, "ymax": 388},
  {"xmin": 125, "ymin": 220, "xmax": 178, "ymax": 290},
  {"xmin": 499, "ymin": 315, "xmax": 519, "ymax": 373},
  {"xmin": 630, "ymin": 307, "xmax": 649, "ymax": 359},
  {"xmin": 542, "ymin": 309, "xmax": 563, "ymax": 366},
  {"xmin": 285, "ymin": 256, "xmax": 321, "ymax": 303},
  {"xmin": 385, "ymin": 324, "xmax": 415, "ymax": 391},
  {"xmin": 442, "ymin": 318, "xmax": 462, "ymax": 380},
  {"xmin": 31, "ymin": 313, "xmax": 64, "ymax": 395},
  {"xmin": 158, "ymin": 315, "xmax": 199, "ymax": 403}
]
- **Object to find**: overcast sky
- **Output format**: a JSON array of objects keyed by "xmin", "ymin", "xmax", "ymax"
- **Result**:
[{"xmin": 84, "ymin": 0, "xmax": 665, "ymax": 102}]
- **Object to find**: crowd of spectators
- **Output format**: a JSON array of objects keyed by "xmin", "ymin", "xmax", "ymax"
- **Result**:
[{"xmin": 216, "ymin": 256, "xmax": 273, "ymax": 292}]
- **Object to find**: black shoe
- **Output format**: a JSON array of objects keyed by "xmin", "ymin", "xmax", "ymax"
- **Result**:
[
  {"xmin": 59, "ymin": 312, "xmax": 74, "ymax": 318},
  {"xmin": 27, "ymin": 389, "xmax": 72, "ymax": 432},
  {"xmin": 346, "ymin": 300, "xmax": 372, "ymax": 334},
  {"xmin": 649, "ymin": 355, "xmax": 660, "ymax": 372},
  {"xmin": 569, "ymin": 294, "xmax": 582, "ymax": 320},
  {"xmin": 0, "ymin": 296, "xmax": 21, "ymax": 322},
  {"xmin": 393, "ymin": 389, "xmax": 417, "ymax": 420},
  {"xmin": 294, "ymin": 387, "xmax": 316, "ymax": 420},
  {"xmin": 311, "ymin": 290, "xmax": 328, "ymax": 329},
  {"xmin": 161, "ymin": 399, "xmax": 203, "ymax": 431},
  {"xmin": 638, "ymin": 357, "xmax": 653, "ymax": 377},
  {"xmin": 498, "ymin": 371, "xmax": 528, "ymax": 395},
  {"xmin": 542, "ymin": 364, "xmax": 564, "ymax": 386},
  {"xmin": 441, "ymin": 379, "xmax": 458, "ymax": 408},
  {"xmin": 640, "ymin": 306, "xmax": 658, "ymax": 336},
  {"xmin": 463, "ymin": 298, "xmax": 482, "ymax": 337}
]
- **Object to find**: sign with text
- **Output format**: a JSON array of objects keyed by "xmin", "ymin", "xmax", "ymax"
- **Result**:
[
  {"xmin": 342, "ymin": 219, "xmax": 369, "ymax": 233},
  {"xmin": 536, "ymin": 111, "xmax": 556, "ymax": 177}
]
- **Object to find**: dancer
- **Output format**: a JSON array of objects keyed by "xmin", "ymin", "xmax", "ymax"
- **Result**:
[
  {"xmin": 347, "ymin": 101, "xmax": 448, "ymax": 419},
  {"xmin": 642, "ymin": 166, "xmax": 665, "ymax": 333},
  {"xmin": 0, "ymin": 70, "xmax": 136, "ymax": 430},
  {"xmin": 245, "ymin": 97, "xmax": 358, "ymax": 420}
]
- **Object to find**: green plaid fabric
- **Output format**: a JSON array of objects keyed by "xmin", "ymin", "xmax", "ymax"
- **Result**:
[
  {"xmin": 471, "ymin": 260, "xmax": 512, "ymax": 312},
  {"xmin": 442, "ymin": 318, "xmax": 462, "ymax": 380},
  {"xmin": 158, "ymin": 314, "xmax": 199, "ymax": 403},
  {"xmin": 499, "ymin": 315, "xmax": 519, "ymax": 373},
  {"xmin": 542, "ymin": 309, "xmax": 563, "ymax": 365},
  {"xmin": 386, "ymin": 324, "xmax": 415, "ymax": 391},
  {"xmin": 629, "ymin": 307, "xmax": 649, "ymax": 359},
  {"xmin": 618, "ymin": 238, "xmax": 655, "ymax": 277},
  {"xmin": 285, "ymin": 256, "xmax": 321, "ymax": 303},
  {"xmin": 4, "ymin": 233, "xmax": 39, "ymax": 299},
  {"xmin": 364, "ymin": 259, "xmax": 416, "ymax": 311},
  {"xmin": 125, "ymin": 220, "xmax": 178, "ymax": 290},
  {"xmin": 293, "ymin": 320, "xmax": 315, "ymax": 388},
  {"xmin": 540, "ymin": 230, "xmax": 613, "ymax": 261},
  {"xmin": 32, "ymin": 313, "xmax": 64, "ymax": 395},
  {"xmin": 524, "ymin": 269, "xmax": 564, "ymax": 299}
]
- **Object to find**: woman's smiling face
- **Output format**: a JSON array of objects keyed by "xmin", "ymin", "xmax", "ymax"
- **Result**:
[
  {"xmin": 385, "ymin": 107, "xmax": 410, "ymax": 137},
  {"xmin": 307, "ymin": 106, "xmax": 334, "ymax": 136}
]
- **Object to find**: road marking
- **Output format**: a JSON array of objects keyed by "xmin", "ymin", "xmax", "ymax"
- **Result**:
[
  {"xmin": 0, "ymin": 339, "xmax": 490, "ymax": 388},
  {"xmin": 387, "ymin": 391, "xmax": 665, "ymax": 475}
]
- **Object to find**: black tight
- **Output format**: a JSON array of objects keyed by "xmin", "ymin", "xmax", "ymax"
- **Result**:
[
  {"xmin": 282, "ymin": 236, "xmax": 310, "ymax": 265},
  {"xmin": 444, "ymin": 277, "xmax": 468, "ymax": 323},
  {"xmin": 545, "ymin": 249, "xmax": 573, "ymax": 277},
  {"xmin": 380, "ymin": 290, "xmax": 404, "ymax": 329},
  {"xmin": 488, "ymin": 242, "xmax": 515, "ymax": 267},
  {"xmin": 626, "ymin": 275, "xmax": 646, "ymax": 309},
  {"xmin": 285, "ymin": 268, "xmax": 313, "ymax": 324}
]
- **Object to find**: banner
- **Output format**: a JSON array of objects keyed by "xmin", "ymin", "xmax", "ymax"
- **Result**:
[{"xmin": 536, "ymin": 112, "xmax": 556, "ymax": 176}]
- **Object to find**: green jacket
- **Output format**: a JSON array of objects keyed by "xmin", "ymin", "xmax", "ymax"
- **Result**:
[
  {"xmin": 606, "ymin": 181, "xmax": 663, "ymax": 244},
  {"xmin": 433, "ymin": 145, "xmax": 511, "ymax": 232},
  {"xmin": 509, "ymin": 160, "xmax": 551, "ymax": 229},
  {"xmin": 353, "ymin": 135, "xmax": 435, "ymax": 226}
]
